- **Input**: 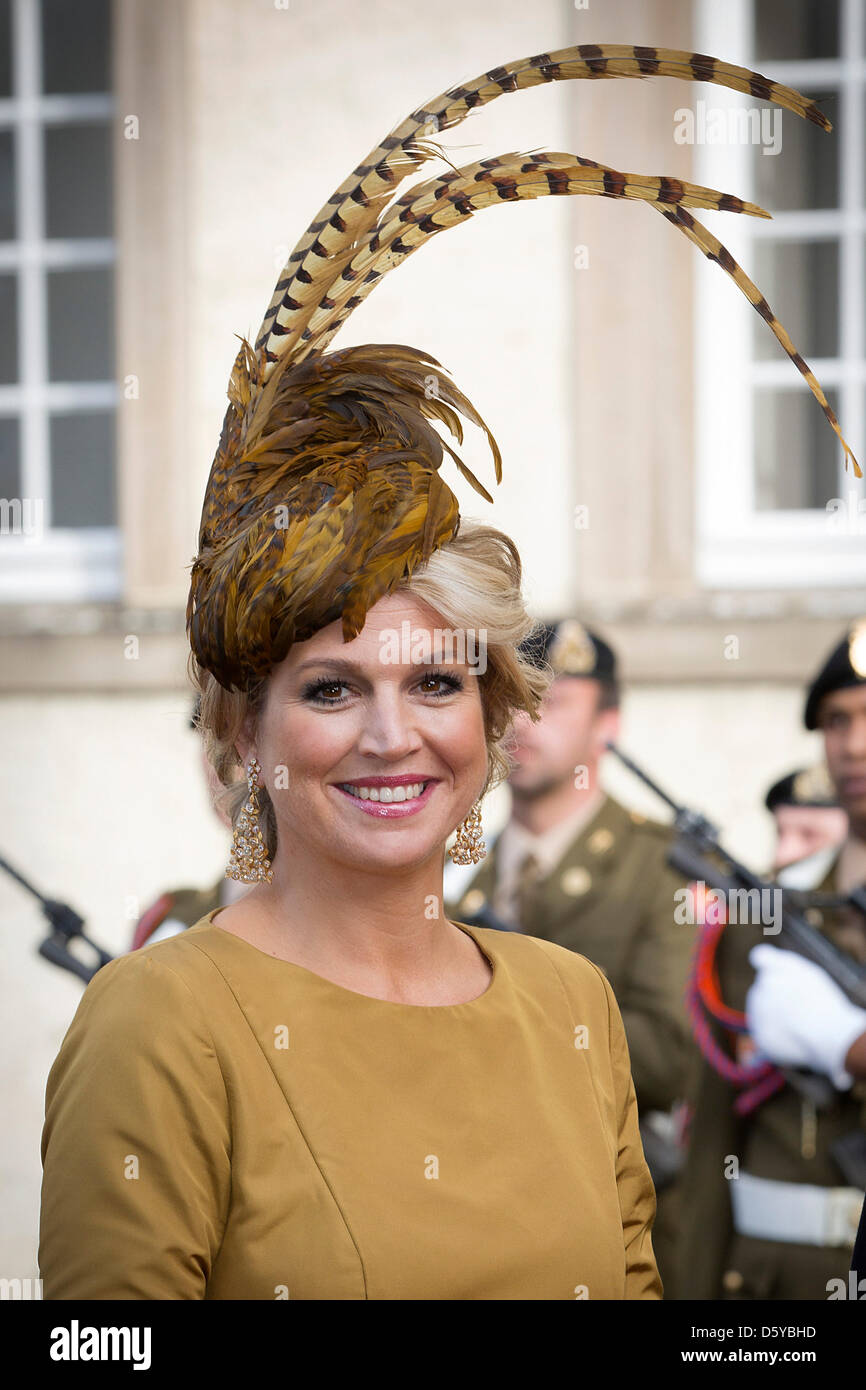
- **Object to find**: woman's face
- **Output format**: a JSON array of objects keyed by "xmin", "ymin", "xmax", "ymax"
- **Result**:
[{"xmin": 241, "ymin": 592, "xmax": 489, "ymax": 875}]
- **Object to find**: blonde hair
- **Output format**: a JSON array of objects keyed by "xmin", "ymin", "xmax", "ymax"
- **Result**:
[{"xmin": 191, "ymin": 521, "xmax": 550, "ymax": 859}]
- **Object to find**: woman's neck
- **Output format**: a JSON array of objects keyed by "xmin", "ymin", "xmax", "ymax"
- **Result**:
[{"xmin": 232, "ymin": 846, "xmax": 464, "ymax": 985}]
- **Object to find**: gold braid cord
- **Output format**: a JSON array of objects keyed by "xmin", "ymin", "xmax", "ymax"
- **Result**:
[{"xmin": 187, "ymin": 43, "xmax": 859, "ymax": 692}]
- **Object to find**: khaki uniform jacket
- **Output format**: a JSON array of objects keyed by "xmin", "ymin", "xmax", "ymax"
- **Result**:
[
  {"xmin": 39, "ymin": 913, "xmax": 661, "ymax": 1300},
  {"xmin": 676, "ymin": 851, "xmax": 866, "ymax": 1300},
  {"xmin": 448, "ymin": 794, "xmax": 694, "ymax": 1115}
]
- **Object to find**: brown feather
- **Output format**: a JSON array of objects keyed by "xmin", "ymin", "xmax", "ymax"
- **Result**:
[{"xmin": 187, "ymin": 43, "xmax": 855, "ymax": 692}]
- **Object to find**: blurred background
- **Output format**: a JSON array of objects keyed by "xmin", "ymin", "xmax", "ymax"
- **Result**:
[{"xmin": 1, "ymin": 0, "xmax": 865, "ymax": 1276}]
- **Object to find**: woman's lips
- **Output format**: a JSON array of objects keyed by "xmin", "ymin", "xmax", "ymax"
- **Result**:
[{"xmin": 331, "ymin": 779, "xmax": 439, "ymax": 818}]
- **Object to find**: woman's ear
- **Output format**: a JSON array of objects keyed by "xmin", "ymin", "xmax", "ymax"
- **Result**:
[{"xmin": 235, "ymin": 712, "xmax": 258, "ymax": 770}]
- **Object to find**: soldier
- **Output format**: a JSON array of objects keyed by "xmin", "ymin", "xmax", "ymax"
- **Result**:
[
  {"xmin": 132, "ymin": 699, "xmax": 249, "ymax": 949},
  {"xmin": 446, "ymin": 619, "xmax": 694, "ymax": 1297},
  {"xmin": 677, "ymin": 620, "xmax": 866, "ymax": 1300},
  {"xmin": 764, "ymin": 764, "xmax": 847, "ymax": 874}
]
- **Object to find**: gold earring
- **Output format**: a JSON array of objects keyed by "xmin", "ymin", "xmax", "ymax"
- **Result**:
[
  {"xmin": 226, "ymin": 756, "xmax": 274, "ymax": 884},
  {"xmin": 448, "ymin": 802, "xmax": 486, "ymax": 865}
]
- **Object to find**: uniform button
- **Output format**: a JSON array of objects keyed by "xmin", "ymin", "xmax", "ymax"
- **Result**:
[
  {"xmin": 804, "ymin": 909, "xmax": 824, "ymax": 927},
  {"xmin": 460, "ymin": 889, "xmax": 486, "ymax": 915},
  {"xmin": 630, "ymin": 811, "xmax": 646, "ymax": 825},
  {"xmin": 722, "ymin": 1269, "xmax": 744, "ymax": 1293},
  {"xmin": 560, "ymin": 866, "xmax": 592, "ymax": 897},
  {"xmin": 587, "ymin": 828, "xmax": 614, "ymax": 855}
]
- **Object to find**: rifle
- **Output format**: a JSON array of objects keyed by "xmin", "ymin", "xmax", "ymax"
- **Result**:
[
  {"xmin": 606, "ymin": 742, "xmax": 866, "ymax": 1120},
  {"xmin": 1, "ymin": 851, "xmax": 112, "ymax": 984}
]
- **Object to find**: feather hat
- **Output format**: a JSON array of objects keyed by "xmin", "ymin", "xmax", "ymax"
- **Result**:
[{"xmin": 187, "ymin": 44, "xmax": 860, "ymax": 693}]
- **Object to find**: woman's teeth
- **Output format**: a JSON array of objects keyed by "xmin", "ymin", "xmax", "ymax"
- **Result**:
[{"xmin": 339, "ymin": 781, "xmax": 427, "ymax": 802}]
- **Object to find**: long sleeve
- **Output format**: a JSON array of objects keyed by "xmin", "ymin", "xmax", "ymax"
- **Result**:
[
  {"xmin": 39, "ymin": 948, "xmax": 231, "ymax": 1299},
  {"xmin": 592, "ymin": 961, "xmax": 663, "ymax": 1299}
]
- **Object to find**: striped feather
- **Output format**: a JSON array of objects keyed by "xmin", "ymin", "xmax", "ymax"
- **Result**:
[
  {"xmin": 656, "ymin": 203, "xmax": 861, "ymax": 476},
  {"xmin": 270, "ymin": 153, "xmax": 771, "ymax": 369},
  {"xmin": 255, "ymin": 43, "xmax": 830, "ymax": 366},
  {"xmin": 188, "ymin": 43, "xmax": 856, "ymax": 692}
]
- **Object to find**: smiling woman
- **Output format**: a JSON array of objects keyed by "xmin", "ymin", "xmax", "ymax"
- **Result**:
[
  {"xmin": 39, "ymin": 33, "xmax": 831, "ymax": 1302},
  {"xmin": 195, "ymin": 523, "xmax": 544, "ymax": 868},
  {"xmin": 38, "ymin": 527, "xmax": 666, "ymax": 1300}
]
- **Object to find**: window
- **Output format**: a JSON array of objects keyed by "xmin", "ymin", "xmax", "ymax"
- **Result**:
[
  {"xmin": 694, "ymin": 0, "xmax": 866, "ymax": 587},
  {"xmin": 0, "ymin": 0, "xmax": 119, "ymax": 601}
]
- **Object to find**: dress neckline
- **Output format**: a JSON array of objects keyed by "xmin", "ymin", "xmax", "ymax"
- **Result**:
[{"xmin": 205, "ymin": 907, "xmax": 500, "ymax": 1011}]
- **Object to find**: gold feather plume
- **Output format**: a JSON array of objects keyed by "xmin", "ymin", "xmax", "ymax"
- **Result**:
[{"xmin": 187, "ymin": 44, "xmax": 859, "ymax": 692}]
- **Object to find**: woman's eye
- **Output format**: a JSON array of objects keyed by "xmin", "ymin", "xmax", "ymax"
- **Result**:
[
  {"xmin": 419, "ymin": 672, "xmax": 463, "ymax": 697},
  {"xmin": 302, "ymin": 670, "xmax": 463, "ymax": 705},
  {"xmin": 304, "ymin": 680, "xmax": 350, "ymax": 705}
]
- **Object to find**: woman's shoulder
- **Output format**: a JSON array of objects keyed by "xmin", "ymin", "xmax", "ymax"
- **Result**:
[
  {"xmin": 462, "ymin": 924, "xmax": 614, "ymax": 1012},
  {"xmin": 67, "ymin": 915, "xmax": 229, "ymax": 1032},
  {"xmin": 43, "ymin": 920, "xmax": 234, "ymax": 1120},
  {"xmin": 132, "ymin": 911, "xmax": 226, "ymax": 968}
]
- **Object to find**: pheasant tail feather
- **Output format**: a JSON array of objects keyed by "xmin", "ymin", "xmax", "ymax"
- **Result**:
[{"xmin": 188, "ymin": 43, "xmax": 858, "ymax": 692}]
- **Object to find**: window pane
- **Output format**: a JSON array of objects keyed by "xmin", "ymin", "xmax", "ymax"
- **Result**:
[
  {"xmin": 50, "ymin": 411, "xmax": 115, "ymax": 526},
  {"xmin": 41, "ymin": 0, "xmax": 111, "ymax": 95},
  {"xmin": 0, "ymin": 129, "xmax": 15, "ymax": 239},
  {"xmin": 0, "ymin": 0, "xmax": 10, "ymax": 99},
  {"xmin": 753, "ymin": 89, "xmax": 839, "ymax": 212},
  {"xmin": 752, "ymin": 240, "xmax": 838, "ymax": 361},
  {"xmin": 0, "ymin": 274, "xmax": 17, "ymax": 382},
  {"xmin": 0, "ymin": 415, "xmax": 20, "ymax": 503},
  {"xmin": 47, "ymin": 267, "xmax": 113, "ymax": 381},
  {"xmin": 754, "ymin": 387, "xmax": 840, "ymax": 510},
  {"xmin": 44, "ymin": 124, "xmax": 112, "ymax": 238},
  {"xmin": 754, "ymin": 0, "xmax": 839, "ymax": 61}
]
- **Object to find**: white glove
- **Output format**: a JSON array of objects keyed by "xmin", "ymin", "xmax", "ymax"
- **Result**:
[{"xmin": 746, "ymin": 945, "xmax": 866, "ymax": 1091}]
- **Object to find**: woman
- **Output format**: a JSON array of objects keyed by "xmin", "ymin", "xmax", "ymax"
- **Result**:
[
  {"xmin": 40, "ymin": 522, "xmax": 661, "ymax": 1299},
  {"xmin": 39, "ymin": 42, "xmax": 846, "ymax": 1300}
]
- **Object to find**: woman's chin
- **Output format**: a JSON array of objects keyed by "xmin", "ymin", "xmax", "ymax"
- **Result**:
[
  {"xmin": 278, "ymin": 823, "xmax": 448, "ymax": 873},
  {"xmin": 345, "ymin": 831, "xmax": 445, "ymax": 871}
]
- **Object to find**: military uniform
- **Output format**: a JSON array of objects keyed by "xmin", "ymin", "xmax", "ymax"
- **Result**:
[
  {"xmin": 448, "ymin": 790, "xmax": 694, "ymax": 1296},
  {"xmin": 675, "ymin": 848, "xmax": 866, "ymax": 1300},
  {"xmin": 677, "ymin": 624, "xmax": 866, "ymax": 1300}
]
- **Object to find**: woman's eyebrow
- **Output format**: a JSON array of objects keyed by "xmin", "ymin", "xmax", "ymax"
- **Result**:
[
  {"xmin": 294, "ymin": 658, "xmax": 367, "ymax": 675},
  {"xmin": 294, "ymin": 654, "xmax": 469, "ymax": 674}
]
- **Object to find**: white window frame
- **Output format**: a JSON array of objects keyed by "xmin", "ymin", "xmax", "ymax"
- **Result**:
[
  {"xmin": 0, "ymin": 0, "xmax": 120, "ymax": 602},
  {"xmin": 694, "ymin": 0, "xmax": 866, "ymax": 588}
]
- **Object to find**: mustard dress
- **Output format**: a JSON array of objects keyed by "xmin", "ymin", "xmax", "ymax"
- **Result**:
[{"xmin": 39, "ymin": 911, "xmax": 661, "ymax": 1300}]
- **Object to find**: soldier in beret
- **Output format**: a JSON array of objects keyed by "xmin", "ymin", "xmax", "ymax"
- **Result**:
[
  {"xmin": 677, "ymin": 620, "xmax": 866, "ymax": 1299},
  {"xmin": 765, "ymin": 764, "xmax": 847, "ymax": 874},
  {"xmin": 446, "ymin": 618, "xmax": 694, "ymax": 1297}
]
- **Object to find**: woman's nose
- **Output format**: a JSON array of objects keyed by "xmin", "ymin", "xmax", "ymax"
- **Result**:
[{"xmin": 355, "ymin": 689, "xmax": 424, "ymax": 759}]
